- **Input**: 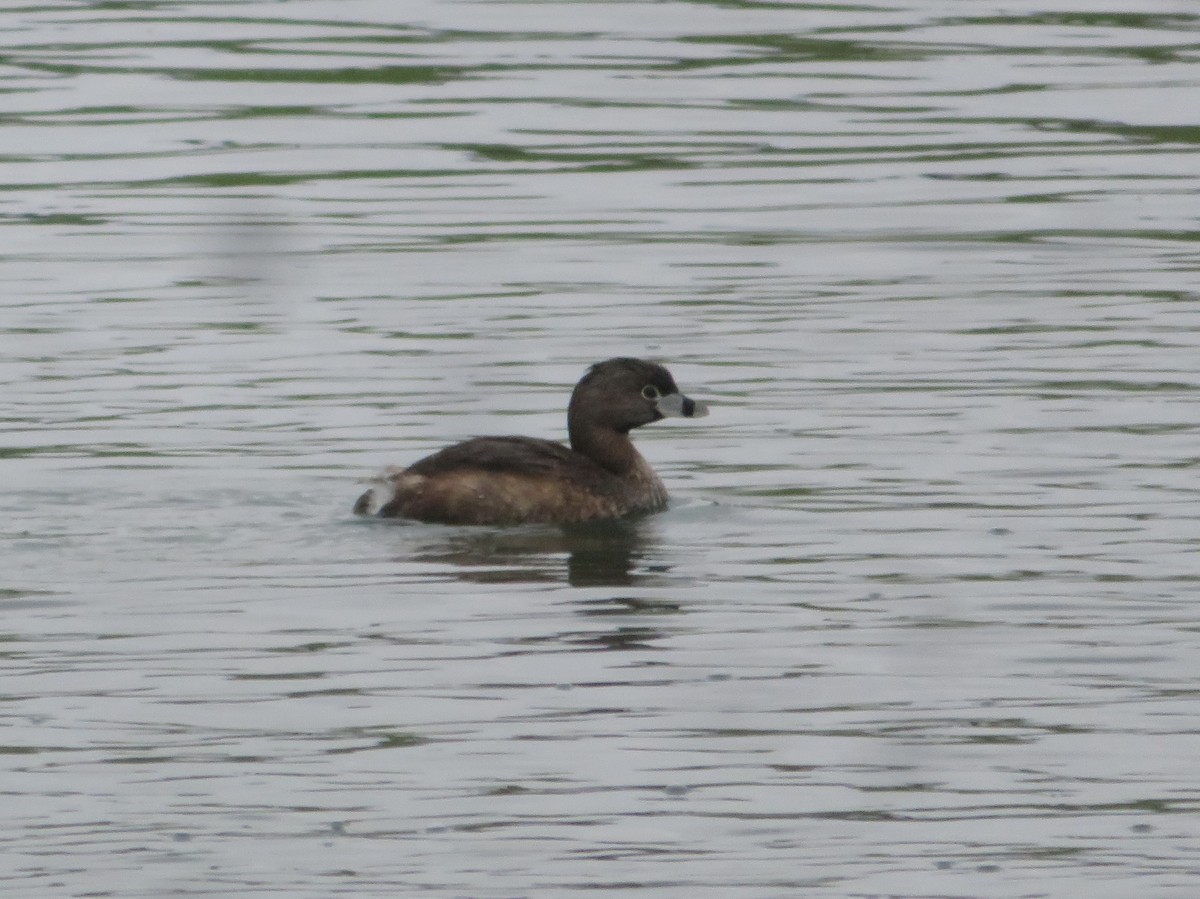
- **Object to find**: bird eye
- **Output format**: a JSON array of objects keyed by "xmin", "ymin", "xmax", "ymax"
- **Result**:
[{"xmin": 641, "ymin": 385, "xmax": 661, "ymax": 401}]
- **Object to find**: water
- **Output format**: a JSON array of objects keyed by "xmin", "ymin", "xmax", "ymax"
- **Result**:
[{"xmin": 4, "ymin": 1, "xmax": 1200, "ymax": 895}]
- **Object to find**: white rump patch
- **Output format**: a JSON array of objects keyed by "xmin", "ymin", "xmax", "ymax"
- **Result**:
[
  {"xmin": 355, "ymin": 468, "xmax": 401, "ymax": 516},
  {"xmin": 356, "ymin": 468, "xmax": 423, "ymax": 516}
]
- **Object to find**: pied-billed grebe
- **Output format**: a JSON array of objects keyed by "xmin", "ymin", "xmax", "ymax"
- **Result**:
[{"xmin": 353, "ymin": 357, "xmax": 708, "ymax": 525}]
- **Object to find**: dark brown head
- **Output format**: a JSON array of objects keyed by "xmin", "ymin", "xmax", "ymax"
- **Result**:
[{"xmin": 567, "ymin": 358, "xmax": 708, "ymax": 445}]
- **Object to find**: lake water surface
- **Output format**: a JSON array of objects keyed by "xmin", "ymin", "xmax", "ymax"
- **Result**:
[{"xmin": 5, "ymin": 1, "xmax": 1200, "ymax": 896}]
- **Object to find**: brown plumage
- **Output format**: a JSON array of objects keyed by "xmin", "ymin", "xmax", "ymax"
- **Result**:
[{"xmin": 353, "ymin": 358, "xmax": 708, "ymax": 525}]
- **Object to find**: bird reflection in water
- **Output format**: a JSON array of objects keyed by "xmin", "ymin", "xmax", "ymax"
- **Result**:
[{"xmin": 396, "ymin": 516, "xmax": 666, "ymax": 587}]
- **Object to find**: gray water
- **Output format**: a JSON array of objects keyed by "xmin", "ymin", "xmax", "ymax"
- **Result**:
[{"xmin": 4, "ymin": 1, "xmax": 1200, "ymax": 896}]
